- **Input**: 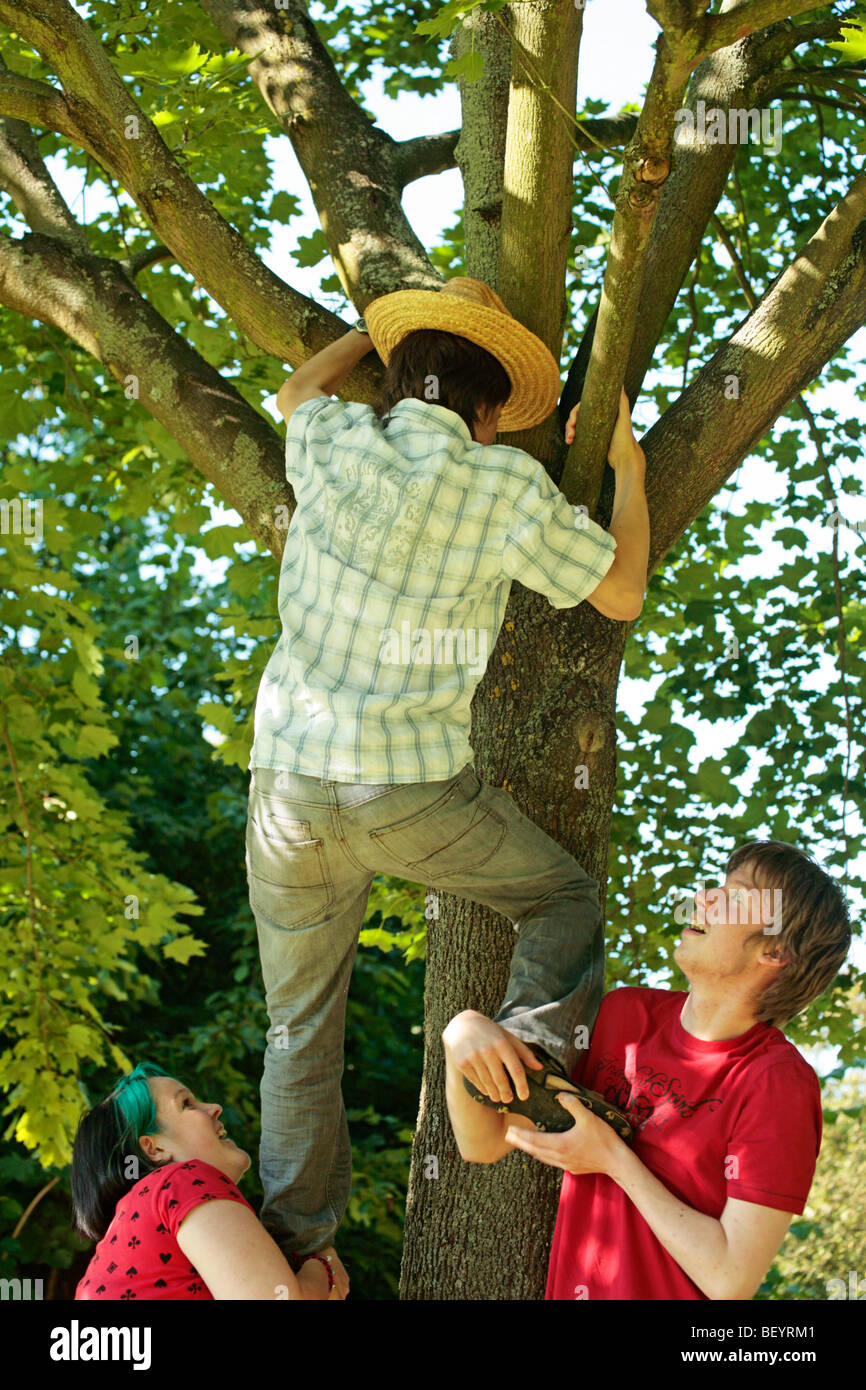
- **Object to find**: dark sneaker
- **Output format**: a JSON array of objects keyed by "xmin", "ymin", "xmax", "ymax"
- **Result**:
[{"xmin": 462, "ymin": 1043, "xmax": 634, "ymax": 1144}]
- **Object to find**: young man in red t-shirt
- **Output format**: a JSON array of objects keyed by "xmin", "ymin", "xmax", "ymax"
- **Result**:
[{"xmin": 443, "ymin": 840, "xmax": 850, "ymax": 1300}]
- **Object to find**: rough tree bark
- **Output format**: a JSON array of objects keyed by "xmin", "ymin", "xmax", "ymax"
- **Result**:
[
  {"xmin": 402, "ymin": 0, "xmax": 866, "ymax": 1302},
  {"xmin": 0, "ymin": 0, "xmax": 863, "ymax": 1301}
]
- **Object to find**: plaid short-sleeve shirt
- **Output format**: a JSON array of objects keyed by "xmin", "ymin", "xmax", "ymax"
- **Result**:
[{"xmin": 250, "ymin": 396, "xmax": 617, "ymax": 783}]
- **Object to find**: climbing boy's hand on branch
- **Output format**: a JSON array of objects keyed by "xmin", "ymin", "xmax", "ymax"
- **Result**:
[
  {"xmin": 607, "ymin": 388, "xmax": 646, "ymax": 474},
  {"xmin": 564, "ymin": 388, "xmax": 644, "ymax": 474},
  {"xmin": 565, "ymin": 389, "xmax": 650, "ymax": 623}
]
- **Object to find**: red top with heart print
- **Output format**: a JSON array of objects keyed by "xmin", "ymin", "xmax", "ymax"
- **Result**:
[{"xmin": 75, "ymin": 1159, "xmax": 253, "ymax": 1300}]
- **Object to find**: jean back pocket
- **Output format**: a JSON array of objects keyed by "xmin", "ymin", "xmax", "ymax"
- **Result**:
[{"xmin": 246, "ymin": 802, "xmax": 334, "ymax": 930}]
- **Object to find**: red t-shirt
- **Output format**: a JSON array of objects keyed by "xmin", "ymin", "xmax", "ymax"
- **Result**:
[
  {"xmin": 546, "ymin": 987, "xmax": 822, "ymax": 1301},
  {"xmin": 75, "ymin": 1160, "xmax": 253, "ymax": 1301}
]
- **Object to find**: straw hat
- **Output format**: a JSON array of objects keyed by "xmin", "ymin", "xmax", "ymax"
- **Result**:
[{"xmin": 364, "ymin": 276, "xmax": 561, "ymax": 431}]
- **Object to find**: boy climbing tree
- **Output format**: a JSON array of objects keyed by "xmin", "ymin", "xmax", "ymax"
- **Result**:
[{"xmin": 246, "ymin": 277, "xmax": 649, "ymax": 1268}]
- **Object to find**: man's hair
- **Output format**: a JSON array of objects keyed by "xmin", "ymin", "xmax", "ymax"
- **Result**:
[
  {"xmin": 727, "ymin": 840, "xmax": 851, "ymax": 1027},
  {"xmin": 376, "ymin": 328, "xmax": 512, "ymax": 437}
]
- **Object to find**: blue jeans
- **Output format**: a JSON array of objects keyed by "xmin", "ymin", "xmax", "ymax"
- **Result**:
[{"xmin": 246, "ymin": 760, "xmax": 605, "ymax": 1255}]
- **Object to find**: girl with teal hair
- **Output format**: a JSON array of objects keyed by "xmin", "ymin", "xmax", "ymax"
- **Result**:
[{"xmin": 70, "ymin": 1063, "xmax": 348, "ymax": 1301}]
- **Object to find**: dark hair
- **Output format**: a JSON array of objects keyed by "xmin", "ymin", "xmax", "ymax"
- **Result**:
[
  {"xmin": 70, "ymin": 1063, "xmax": 171, "ymax": 1241},
  {"xmin": 376, "ymin": 328, "xmax": 511, "ymax": 438},
  {"xmin": 726, "ymin": 841, "xmax": 851, "ymax": 1027}
]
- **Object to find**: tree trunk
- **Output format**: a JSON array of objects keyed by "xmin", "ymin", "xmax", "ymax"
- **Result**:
[
  {"xmin": 400, "ymin": 583, "xmax": 628, "ymax": 1300},
  {"xmin": 397, "ymin": 0, "xmax": 866, "ymax": 1303}
]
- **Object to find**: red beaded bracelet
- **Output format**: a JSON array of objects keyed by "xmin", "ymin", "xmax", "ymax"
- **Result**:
[{"xmin": 292, "ymin": 1251, "xmax": 335, "ymax": 1294}]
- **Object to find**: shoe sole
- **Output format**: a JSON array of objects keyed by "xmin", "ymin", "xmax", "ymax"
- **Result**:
[{"xmin": 463, "ymin": 1070, "xmax": 634, "ymax": 1144}]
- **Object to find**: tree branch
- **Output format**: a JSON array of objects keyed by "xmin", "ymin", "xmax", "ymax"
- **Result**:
[
  {"xmin": 118, "ymin": 244, "xmax": 174, "ymax": 279},
  {"xmin": 772, "ymin": 89, "xmax": 866, "ymax": 120},
  {"xmin": 391, "ymin": 112, "xmax": 640, "ymax": 189},
  {"xmin": 784, "ymin": 64, "xmax": 866, "ymax": 82},
  {"xmin": 496, "ymin": 0, "xmax": 583, "ymax": 466},
  {"xmin": 701, "ymin": 0, "xmax": 831, "ymax": 52},
  {"xmin": 772, "ymin": 14, "xmax": 852, "ymax": 52},
  {"xmin": 711, "ymin": 212, "xmax": 758, "ymax": 308},
  {"xmin": 646, "ymin": 1, "xmax": 698, "ymax": 36},
  {"xmin": 391, "ymin": 129, "xmax": 461, "ymax": 186},
  {"xmin": 560, "ymin": 14, "xmax": 798, "ymax": 435},
  {"xmin": 0, "ymin": 0, "xmax": 383, "ymax": 397},
  {"xmin": 559, "ymin": 6, "xmax": 706, "ymax": 507},
  {"xmin": 768, "ymin": 60, "xmax": 866, "ymax": 109},
  {"xmin": 0, "ymin": 65, "xmax": 84, "ymax": 144},
  {"xmin": 644, "ymin": 168, "xmax": 866, "ymax": 572},
  {"xmin": 451, "ymin": 10, "xmax": 512, "ymax": 286},
  {"xmin": 0, "ymin": 105, "xmax": 86, "ymax": 249},
  {"xmin": 770, "ymin": 72, "xmax": 866, "ymax": 107},
  {"xmin": 571, "ymin": 112, "xmax": 642, "ymax": 154},
  {"xmin": 0, "ymin": 231, "xmax": 293, "ymax": 556},
  {"xmin": 561, "ymin": 1, "xmax": 835, "ymax": 508},
  {"xmin": 560, "ymin": 2, "xmax": 855, "ymax": 506},
  {"xmin": 197, "ymin": 0, "xmax": 440, "ymax": 301}
]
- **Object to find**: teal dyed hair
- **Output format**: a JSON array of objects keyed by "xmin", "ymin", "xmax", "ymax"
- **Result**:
[
  {"xmin": 71, "ymin": 1062, "xmax": 175, "ymax": 1240},
  {"xmin": 109, "ymin": 1062, "xmax": 170, "ymax": 1143}
]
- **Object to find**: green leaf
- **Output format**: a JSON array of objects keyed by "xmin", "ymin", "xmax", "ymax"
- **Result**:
[
  {"xmin": 268, "ymin": 191, "xmax": 301, "ymax": 223},
  {"xmin": 827, "ymin": 19, "xmax": 866, "ymax": 60},
  {"xmin": 77, "ymin": 724, "xmax": 118, "ymax": 758},
  {"xmin": 293, "ymin": 230, "xmax": 330, "ymax": 268},
  {"xmin": 162, "ymin": 935, "xmax": 208, "ymax": 964},
  {"xmin": 72, "ymin": 667, "xmax": 101, "ymax": 707},
  {"xmin": 445, "ymin": 50, "xmax": 485, "ymax": 83},
  {"xmin": 164, "ymin": 42, "xmax": 208, "ymax": 75}
]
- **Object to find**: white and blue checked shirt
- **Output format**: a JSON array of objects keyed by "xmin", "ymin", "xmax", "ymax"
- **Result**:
[{"xmin": 250, "ymin": 395, "xmax": 617, "ymax": 783}]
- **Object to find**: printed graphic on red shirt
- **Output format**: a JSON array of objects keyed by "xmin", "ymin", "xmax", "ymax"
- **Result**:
[
  {"xmin": 547, "ymin": 987, "xmax": 822, "ymax": 1302},
  {"xmin": 75, "ymin": 1160, "xmax": 253, "ymax": 1301},
  {"xmin": 592, "ymin": 1053, "xmax": 724, "ymax": 1131}
]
